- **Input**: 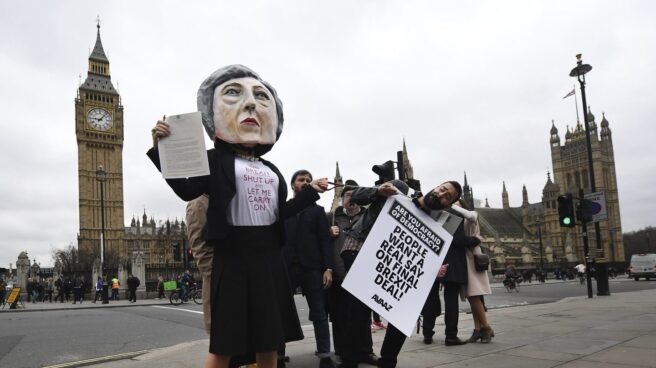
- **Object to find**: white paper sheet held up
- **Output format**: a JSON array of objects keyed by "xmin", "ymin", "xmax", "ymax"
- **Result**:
[{"xmin": 157, "ymin": 112, "xmax": 210, "ymax": 179}]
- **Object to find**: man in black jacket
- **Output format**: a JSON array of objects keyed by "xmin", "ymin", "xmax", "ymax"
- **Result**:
[
  {"xmin": 282, "ymin": 170, "xmax": 336, "ymax": 368},
  {"xmin": 127, "ymin": 274, "xmax": 140, "ymax": 303},
  {"xmin": 422, "ymin": 206, "xmax": 479, "ymax": 345}
]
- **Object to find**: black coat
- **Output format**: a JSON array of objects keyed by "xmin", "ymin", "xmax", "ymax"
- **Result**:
[
  {"xmin": 127, "ymin": 276, "xmax": 140, "ymax": 290},
  {"xmin": 147, "ymin": 143, "xmax": 319, "ymax": 245},
  {"xmin": 283, "ymin": 203, "xmax": 334, "ymax": 271},
  {"xmin": 439, "ymin": 210, "xmax": 480, "ymax": 284}
]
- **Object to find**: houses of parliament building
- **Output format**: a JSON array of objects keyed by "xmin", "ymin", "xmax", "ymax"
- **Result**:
[{"xmin": 75, "ymin": 24, "xmax": 624, "ymax": 271}]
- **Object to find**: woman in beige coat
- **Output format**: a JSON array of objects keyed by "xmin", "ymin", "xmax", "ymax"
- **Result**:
[{"xmin": 452, "ymin": 202, "xmax": 494, "ymax": 343}]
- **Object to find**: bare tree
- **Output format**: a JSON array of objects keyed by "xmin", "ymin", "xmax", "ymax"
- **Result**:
[
  {"xmin": 51, "ymin": 243, "xmax": 83, "ymax": 274},
  {"xmin": 624, "ymin": 226, "xmax": 656, "ymax": 258}
]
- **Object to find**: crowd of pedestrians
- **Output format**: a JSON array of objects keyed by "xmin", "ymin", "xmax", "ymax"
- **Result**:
[{"xmin": 3, "ymin": 273, "xmax": 144, "ymax": 305}]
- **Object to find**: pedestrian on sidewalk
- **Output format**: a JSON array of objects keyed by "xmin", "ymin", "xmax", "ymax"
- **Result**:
[
  {"xmin": 44, "ymin": 277, "xmax": 54, "ymax": 303},
  {"xmin": 157, "ymin": 275, "xmax": 165, "ymax": 299},
  {"xmin": 111, "ymin": 276, "xmax": 120, "ymax": 301},
  {"xmin": 127, "ymin": 274, "xmax": 139, "ymax": 302},
  {"xmin": 93, "ymin": 277, "xmax": 103, "ymax": 303},
  {"xmin": 72, "ymin": 275, "xmax": 84, "ymax": 304},
  {"xmin": 64, "ymin": 277, "xmax": 73, "ymax": 301},
  {"xmin": 452, "ymin": 202, "xmax": 493, "ymax": 343},
  {"xmin": 0, "ymin": 278, "xmax": 6, "ymax": 305},
  {"xmin": 37, "ymin": 279, "xmax": 45, "ymax": 302},
  {"xmin": 54, "ymin": 276, "xmax": 64, "ymax": 303},
  {"xmin": 27, "ymin": 277, "xmax": 35, "ymax": 303}
]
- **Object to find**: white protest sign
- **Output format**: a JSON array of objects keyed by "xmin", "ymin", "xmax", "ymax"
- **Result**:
[{"xmin": 342, "ymin": 195, "xmax": 454, "ymax": 337}]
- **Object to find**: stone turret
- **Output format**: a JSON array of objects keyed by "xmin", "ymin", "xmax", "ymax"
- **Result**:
[
  {"xmin": 330, "ymin": 162, "xmax": 344, "ymax": 212},
  {"xmin": 502, "ymin": 181, "xmax": 509, "ymax": 209}
]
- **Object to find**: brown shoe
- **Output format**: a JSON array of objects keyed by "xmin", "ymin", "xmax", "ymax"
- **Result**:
[
  {"xmin": 468, "ymin": 329, "xmax": 481, "ymax": 343},
  {"xmin": 480, "ymin": 326, "xmax": 493, "ymax": 343}
]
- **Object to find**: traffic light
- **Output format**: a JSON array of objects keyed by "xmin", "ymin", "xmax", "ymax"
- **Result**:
[
  {"xmin": 557, "ymin": 194, "xmax": 576, "ymax": 227},
  {"xmin": 372, "ymin": 160, "xmax": 395, "ymax": 186},
  {"xmin": 187, "ymin": 249, "xmax": 194, "ymax": 261},
  {"xmin": 577, "ymin": 198, "xmax": 594, "ymax": 223}
]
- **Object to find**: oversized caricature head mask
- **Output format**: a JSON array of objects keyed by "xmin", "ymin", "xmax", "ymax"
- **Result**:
[{"xmin": 197, "ymin": 65, "xmax": 284, "ymax": 156}]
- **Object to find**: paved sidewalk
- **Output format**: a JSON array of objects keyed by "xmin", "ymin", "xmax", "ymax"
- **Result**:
[{"xmin": 79, "ymin": 289, "xmax": 655, "ymax": 368}]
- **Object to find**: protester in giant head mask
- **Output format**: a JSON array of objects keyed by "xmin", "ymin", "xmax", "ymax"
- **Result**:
[{"xmin": 148, "ymin": 65, "xmax": 328, "ymax": 368}]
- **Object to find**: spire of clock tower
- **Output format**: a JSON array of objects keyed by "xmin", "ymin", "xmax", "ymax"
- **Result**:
[
  {"xmin": 82, "ymin": 18, "xmax": 116, "ymax": 92},
  {"xmin": 90, "ymin": 17, "xmax": 109, "ymax": 64}
]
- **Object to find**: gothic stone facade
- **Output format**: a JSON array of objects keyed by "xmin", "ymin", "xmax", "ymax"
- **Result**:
[{"xmin": 462, "ymin": 111, "xmax": 624, "ymax": 270}]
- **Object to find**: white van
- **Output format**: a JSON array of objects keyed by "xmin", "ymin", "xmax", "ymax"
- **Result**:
[{"xmin": 629, "ymin": 253, "xmax": 656, "ymax": 281}]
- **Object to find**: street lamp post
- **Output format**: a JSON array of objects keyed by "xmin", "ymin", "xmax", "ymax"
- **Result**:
[
  {"xmin": 537, "ymin": 219, "xmax": 544, "ymax": 271},
  {"xmin": 95, "ymin": 165, "xmax": 109, "ymax": 304},
  {"xmin": 569, "ymin": 54, "xmax": 611, "ymax": 296}
]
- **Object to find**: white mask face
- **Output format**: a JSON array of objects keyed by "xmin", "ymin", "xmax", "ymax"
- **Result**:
[{"xmin": 212, "ymin": 77, "xmax": 278, "ymax": 147}]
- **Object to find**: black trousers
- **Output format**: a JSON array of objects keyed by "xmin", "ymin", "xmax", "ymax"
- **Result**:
[
  {"xmin": 421, "ymin": 281, "xmax": 460, "ymax": 338},
  {"xmin": 328, "ymin": 281, "xmax": 346, "ymax": 356},
  {"xmin": 442, "ymin": 282, "xmax": 462, "ymax": 338},
  {"xmin": 378, "ymin": 324, "xmax": 406, "ymax": 368},
  {"xmin": 55, "ymin": 289, "xmax": 64, "ymax": 303},
  {"xmin": 128, "ymin": 288, "xmax": 137, "ymax": 302},
  {"xmin": 378, "ymin": 279, "xmax": 443, "ymax": 368},
  {"xmin": 339, "ymin": 250, "xmax": 374, "ymax": 367},
  {"xmin": 330, "ymin": 280, "xmax": 375, "ymax": 360},
  {"xmin": 421, "ymin": 280, "xmax": 442, "ymax": 339}
]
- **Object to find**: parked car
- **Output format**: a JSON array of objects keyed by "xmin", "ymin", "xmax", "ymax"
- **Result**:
[{"xmin": 628, "ymin": 253, "xmax": 656, "ymax": 281}]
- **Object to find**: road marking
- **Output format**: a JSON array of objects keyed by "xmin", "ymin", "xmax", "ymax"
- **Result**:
[
  {"xmin": 152, "ymin": 305, "xmax": 203, "ymax": 314},
  {"xmin": 43, "ymin": 350, "xmax": 151, "ymax": 368}
]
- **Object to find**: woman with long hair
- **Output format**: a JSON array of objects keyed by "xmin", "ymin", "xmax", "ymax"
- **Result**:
[{"xmin": 452, "ymin": 201, "xmax": 494, "ymax": 343}]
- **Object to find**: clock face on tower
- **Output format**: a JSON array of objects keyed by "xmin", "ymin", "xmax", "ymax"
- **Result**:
[{"xmin": 86, "ymin": 107, "xmax": 113, "ymax": 131}]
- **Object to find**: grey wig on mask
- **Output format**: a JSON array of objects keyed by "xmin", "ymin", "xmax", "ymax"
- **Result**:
[{"xmin": 197, "ymin": 64, "xmax": 285, "ymax": 143}]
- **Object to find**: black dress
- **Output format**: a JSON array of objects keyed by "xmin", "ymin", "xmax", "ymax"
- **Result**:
[
  {"xmin": 209, "ymin": 225, "xmax": 301, "ymax": 354},
  {"xmin": 147, "ymin": 143, "xmax": 319, "ymax": 355}
]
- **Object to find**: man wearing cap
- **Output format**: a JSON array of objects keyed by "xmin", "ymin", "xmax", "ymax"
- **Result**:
[{"xmin": 327, "ymin": 180, "xmax": 379, "ymax": 366}]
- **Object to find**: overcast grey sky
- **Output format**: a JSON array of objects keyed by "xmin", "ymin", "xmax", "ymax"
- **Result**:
[{"xmin": 1, "ymin": 1, "xmax": 655, "ymax": 268}]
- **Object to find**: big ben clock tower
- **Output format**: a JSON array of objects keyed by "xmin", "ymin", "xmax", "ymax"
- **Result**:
[{"xmin": 75, "ymin": 22, "xmax": 125, "ymax": 261}]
